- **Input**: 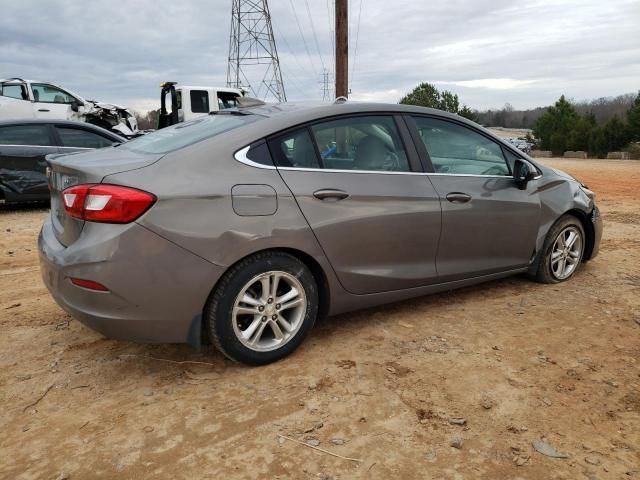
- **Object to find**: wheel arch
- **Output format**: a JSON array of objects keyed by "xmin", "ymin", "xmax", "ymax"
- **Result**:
[
  {"xmin": 564, "ymin": 208, "xmax": 596, "ymax": 261},
  {"xmin": 199, "ymin": 247, "xmax": 331, "ymax": 346}
]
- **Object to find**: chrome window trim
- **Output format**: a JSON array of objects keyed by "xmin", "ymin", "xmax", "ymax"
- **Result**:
[
  {"xmin": 234, "ymin": 145, "xmax": 277, "ymax": 170},
  {"xmin": 427, "ymin": 172, "xmax": 512, "ymax": 179},
  {"xmin": 0, "ymin": 144, "xmax": 93, "ymax": 150},
  {"xmin": 233, "ymin": 146, "xmax": 527, "ymax": 180},
  {"xmin": 234, "ymin": 149, "xmax": 515, "ymax": 179},
  {"xmin": 278, "ymin": 166, "xmax": 417, "ymax": 175},
  {"xmin": 0, "ymin": 144, "xmax": 56, "ymax": 148},
  {"xmin": 279, "ymin": 166, "xmax": 512, "ymax": 179}
]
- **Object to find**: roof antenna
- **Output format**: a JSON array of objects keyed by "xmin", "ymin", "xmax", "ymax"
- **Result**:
[{"xmin": 334, "ymin": 96, "xmax": 348, "ymax": 104}]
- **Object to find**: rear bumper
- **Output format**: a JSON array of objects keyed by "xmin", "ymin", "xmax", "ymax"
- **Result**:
[{"xmin": 38, "ymin": 216, "xmax": 224, "ymax": 345}]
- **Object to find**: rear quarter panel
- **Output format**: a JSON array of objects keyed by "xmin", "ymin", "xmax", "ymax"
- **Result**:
[{"xmin": 104, "ymin": 136, "xmax": 332, "ymax": 270}]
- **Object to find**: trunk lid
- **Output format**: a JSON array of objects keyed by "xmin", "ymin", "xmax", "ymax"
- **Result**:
[{"xmin": 46, "ymin": 146, "xmax": 163, "ymax": 246}]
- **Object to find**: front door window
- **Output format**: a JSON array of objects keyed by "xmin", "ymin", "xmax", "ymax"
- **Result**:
[
  {"xmin": 31, "ymin": 84, "xmax": 76, "ymax": 104},
  {"xmin": 411, "ymin": 116, "xmax": 510, "ymax": 176}
]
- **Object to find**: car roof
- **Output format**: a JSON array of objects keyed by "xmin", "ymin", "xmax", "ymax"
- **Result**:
[
  {"xmin": 0, "ymin": 118, "xmax": 126, "ymax": 142},
  {"xmin": 240, "ymin": 101, "xmax": 467, "ymax": 123},
  {"xmin": 229, "ymin": 101, "xmax": 479, "ymax": 137},
  {"xmin": 1, "ymin": 78, "xmax": 37, "ymax": 84},
  {"xmin": 178, "ymin": 86, "xmax": 242, "ymax": 93}
]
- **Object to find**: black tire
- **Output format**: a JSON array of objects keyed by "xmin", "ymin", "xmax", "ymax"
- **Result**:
[
  {"xmin": 534, "ymin": 215, "xmax": 585, "ymax": 284},
  {"xmin": 205, "ymin": 251, "xmax": 319, "ymax": 365}
]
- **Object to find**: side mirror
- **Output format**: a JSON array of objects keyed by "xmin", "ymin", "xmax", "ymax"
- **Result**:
[
  {"xmin": 70, "ymin": 100, "xmax": 84, "ymax": 112},
  {"xmin": 513, "ymin": 158, "xmax": 538, "ymax": 190}
]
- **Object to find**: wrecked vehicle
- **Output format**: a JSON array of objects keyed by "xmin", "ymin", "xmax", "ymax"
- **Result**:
[
  {"xmin": 0, "ymin": 119, "xmax": 124, "ymax": 204},
  {"xmin": 157, "ymin": 82, "xmax": 245, "ymax": 128},
  {"xmin": 0, "ymin": 78, "xmax": 138, "ymax": 137},
  {"xmin": 38, "ymin": 101, "xmax": 601, "ymax": 365}
]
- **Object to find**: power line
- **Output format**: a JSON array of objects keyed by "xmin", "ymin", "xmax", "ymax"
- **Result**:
[
  {"xmin": 271, "ymin": 19, "xmax": 320, "ymax": 99},
  {"xmin": 304, "ymin": 0, "xmax": 326, "ymax": 72},
  {"xmin": 281, "ymin": 66, "xmax": 307, "ymax": 98},
  {"xmin": 288, "ymin": 0, "xmax": 318, "ymax": 75},
  {"xmin": 326, "ymin": 0, "xmax": 335, "ymax": 69},
  {"xmin": 350, "ymin": 0, "xmax": 363, "ymax": 92},
  {"xmin": 272, "ymin": 21, "xmax": 314, "ymax": 82}
]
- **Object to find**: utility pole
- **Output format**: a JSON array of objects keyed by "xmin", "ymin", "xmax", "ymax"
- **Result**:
[
  {"xmin": 335, "ymin": 0, "xmax": 348, "ymax": 98},
  {"xmin": 227, "ymin": 0, "xmax": 287, "ymax": 102}
]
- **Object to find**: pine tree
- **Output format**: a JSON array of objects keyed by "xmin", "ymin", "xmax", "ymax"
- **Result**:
[
  {"xmin": 399, "ymin": 83, "xmax": 444, "ymax": 109},
  {"xmin": 627, "ymin": 91, "xmax": 640, "ymax": 142},
  {"xmin": 399, "ymin": 82, "xmax": 461, "ymax": 114},
  {"xmin": 567, "ymin": 112, "xmax": 596, "ymax": 151},
  {"xmin": 458, "ymin": 105, "xmax": 479, "ymax": 122},
  {"xmin": 533, "ymin": 95, "xmax": 578, "ymax": 154},
  {"xmin": 602, "ymin": 115, "xmax": 629, "ymax": 152}
]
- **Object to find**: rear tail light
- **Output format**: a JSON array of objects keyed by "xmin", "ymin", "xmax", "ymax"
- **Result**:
[
  {"xmin": 61, "ymin": 184, "xmax": 156, "ymax": 223},
  {"xmin": 70, "ymin": 278, "xmax": 109, "ymax": 291}
]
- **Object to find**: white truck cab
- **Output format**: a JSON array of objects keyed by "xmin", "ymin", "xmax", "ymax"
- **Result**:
[{"xmin": 158, "ymin": 83, "xmax": 246, "ymax": 129}]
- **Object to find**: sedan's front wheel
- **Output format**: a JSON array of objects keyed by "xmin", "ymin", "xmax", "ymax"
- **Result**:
[
  {"xmin": 205, "ymin": 251, "xmax": 318, "ymax": 365},
  {"xmin": 535, "ymin": 215, "xmax": 585, "ymax": 283}
]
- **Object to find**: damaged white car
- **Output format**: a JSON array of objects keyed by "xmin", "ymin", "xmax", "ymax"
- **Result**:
[{"xmin": 0, "ymin": 78, "xmax": 138, "ymax": 137}]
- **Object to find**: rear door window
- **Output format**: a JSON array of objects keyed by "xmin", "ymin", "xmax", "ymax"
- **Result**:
[
  {"xmin": 190, "ymin": 90, "xmax": 209, "ymax": 113},
  {"xmin": 411, "ymin": 116, "xmax": 510, "ymax": 176},
  {"xmin": 1, "ymin": 83, "xmax": 28, "ymax": 100},
  {"xmin": 218, "ymin": 92, "xmax": 240, "ymax": 110},
  {"xmin": 55, "ymin": 127, "xmax": 116, "ymax": 149},
  {"xmin": 0, "ymin": 125, "xmax": 53, "ymax": 146},
  {"xmin": 310, "ymin": 116, "xmax": 410, "ymax": 172},
  {"xmin": 269, "ymin": 116, "xmax": 411, "ymax": 172},
  {"xmin": 269, "ymin": 129, "xmax": 320, "ymax": 168}
]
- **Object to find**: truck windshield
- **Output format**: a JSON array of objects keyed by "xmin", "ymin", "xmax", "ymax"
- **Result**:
[{"xmin": 121, "ymin": 113, "xmax": 263, "ymax": 154}]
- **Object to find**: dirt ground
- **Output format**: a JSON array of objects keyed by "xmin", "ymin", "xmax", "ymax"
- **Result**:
[{"xmin": 1, "ymin": 158, "xmax": 638, "ymax": 480}]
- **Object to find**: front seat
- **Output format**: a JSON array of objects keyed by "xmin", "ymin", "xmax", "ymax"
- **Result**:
[
  {"xmin": 354, "ymin": 136, "xmax": 389, "ymax": 171},
  {"xmin": 291, "ymin": 132, "xmax": 318, "ymax": 168}
]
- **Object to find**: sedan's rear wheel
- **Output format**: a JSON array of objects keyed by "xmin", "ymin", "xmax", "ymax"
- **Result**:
[
  {"xmin": 535, "ymin": 215, "xmax": 585, "ymax": 283},
  {"xmin": 205, "ymin": 251, "xmax": 318, "ymax": 365}
]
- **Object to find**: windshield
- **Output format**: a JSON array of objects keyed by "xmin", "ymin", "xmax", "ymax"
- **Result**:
[{"xmin": 122, "ymin": 113, "xmax": 263, "ymax": 154}]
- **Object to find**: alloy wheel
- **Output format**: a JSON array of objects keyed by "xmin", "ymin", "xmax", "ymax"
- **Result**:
[
  {"xmin": 550, "ymin": 226, "xmax": 583, "ymax": 280},
  {"xmin": 231, "ymin": 271, "xmax": 307, "ymax": 352}
]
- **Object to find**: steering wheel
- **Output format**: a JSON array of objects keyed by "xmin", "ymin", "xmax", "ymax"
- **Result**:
[{"xmin": 382, "ymin": 151, "xmax": 400, "ymax": 171}]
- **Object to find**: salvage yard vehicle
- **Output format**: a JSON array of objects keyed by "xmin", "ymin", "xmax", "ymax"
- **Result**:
[
  {"xmin": 0, "ymin": 119, "xmax": 124, "ymax": 204},
  {"xmin": 0, "ymin": 78, "xmax": 138, "ymax": 137},
  {"xmin": 38, "ymin": 101, "xmax": 602, "ymax": 365},
  {"xmin": 157, "ymin": 82, "xmax": 245, "ymax": 129}
]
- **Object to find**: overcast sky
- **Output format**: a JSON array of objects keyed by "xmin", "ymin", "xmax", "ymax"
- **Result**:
[{"xmin": 1, "ymin": 0, "xmax": 638, "ymax": 113}]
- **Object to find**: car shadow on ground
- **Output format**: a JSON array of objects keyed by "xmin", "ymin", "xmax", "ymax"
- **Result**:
[{"xmin": 94, "ymin": 272, "xmax": 544, "ymax": 371}]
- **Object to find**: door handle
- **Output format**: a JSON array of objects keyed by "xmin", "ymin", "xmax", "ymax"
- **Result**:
[
  {"xmin": 38, "ymin": 109, "xmax": 50, "ymax": 112},
  {"xmin": 313, "ymin": 189, "xmax": 349, "ymax": 201},
  {"xmin": 446, "ymin": 192, "xmax": 472, "ymax": 203}
]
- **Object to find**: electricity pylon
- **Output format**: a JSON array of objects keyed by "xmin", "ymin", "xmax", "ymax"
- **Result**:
[
  {"xmin": 320, "ymin": 69, "xmax": 333, "ymax": 101},
  {"xmin": 227, "ymin": 0, "xmax": 287, "ymax": 102}
]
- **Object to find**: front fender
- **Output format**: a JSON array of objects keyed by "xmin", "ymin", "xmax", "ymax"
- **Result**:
[{"xmin": 532, "ymin": 173, "xmax": 598, "ymax": 267}]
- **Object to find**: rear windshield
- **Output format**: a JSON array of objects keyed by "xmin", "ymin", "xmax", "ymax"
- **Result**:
[{"xmin": 122, "ymin": 113, "xmax": 263, "ymax": 154}]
